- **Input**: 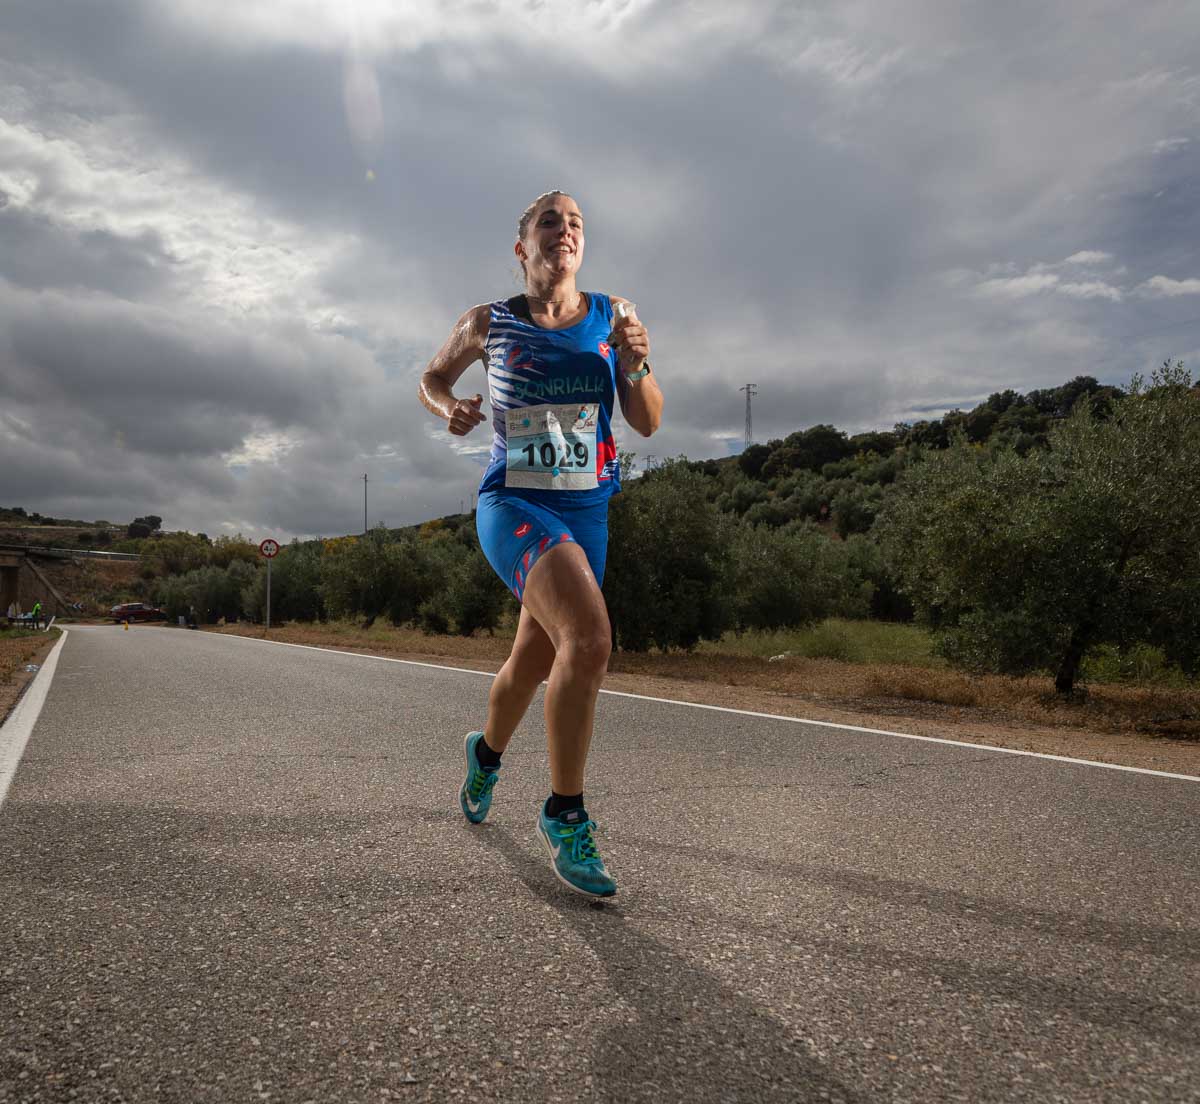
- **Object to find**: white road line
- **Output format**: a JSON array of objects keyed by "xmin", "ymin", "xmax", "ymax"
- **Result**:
[
  {"xmin": 215, "ymin": 633, "xmax": 1200, "ymax": 784},
  {"xmin": 0, "ymin": 628, "xmax": 69, "ymax": 811}
]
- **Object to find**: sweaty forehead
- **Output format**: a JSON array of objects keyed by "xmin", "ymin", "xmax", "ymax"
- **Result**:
[{"xmin": 537, "ymin": 197, "xmax": 583, "ymax": 221}]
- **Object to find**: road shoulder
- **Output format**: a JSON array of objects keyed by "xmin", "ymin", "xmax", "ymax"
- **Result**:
[
  {"xmin": 205, "ymin": 626, "xmax": 1200, "ymax": 777},
  {"xmin": 0, "ymin": 629, "xmax": 62, "ymax": 726}
]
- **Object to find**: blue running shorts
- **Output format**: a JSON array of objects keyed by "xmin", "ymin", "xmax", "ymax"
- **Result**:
[{"xmin": 476, "ymin": 491, "xmax": 609, "ymax": 603}]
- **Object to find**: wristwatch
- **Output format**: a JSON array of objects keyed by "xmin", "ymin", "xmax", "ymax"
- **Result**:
[{"xmin": 624, "ymin": 362, "xmax": 651, "ymax": 383}]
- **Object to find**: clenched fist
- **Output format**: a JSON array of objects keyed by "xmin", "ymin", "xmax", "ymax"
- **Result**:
[{"xmin": 448, "ymin": 394, "xmax": 487, "ymax": 436}]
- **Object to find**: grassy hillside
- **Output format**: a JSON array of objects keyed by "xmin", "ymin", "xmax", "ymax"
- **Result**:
[{"xmin": 14, "ymin": 556, "xmax": 142, "ymax": 617}]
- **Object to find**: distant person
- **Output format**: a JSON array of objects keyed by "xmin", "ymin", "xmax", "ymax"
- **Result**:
[
  {"xmin": 418, "ymin": 190, "xmax": 663, "ymax": 898},
  {"xmin": 31, "ymin": 600, "xmax": 42, "ymax": 629}
]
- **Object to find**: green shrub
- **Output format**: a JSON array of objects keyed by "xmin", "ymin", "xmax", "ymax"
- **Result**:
[
  {"xmin": 416, "ymin": 536, "xmax": 510, "ymax": 636},
  {"xmin": 605, "ymin": 459, "xmax": 732, "ymax": 651},
  {"xmin": 154, "ymin": 561, "xmax": 256, "ymax": 623},
  {"xmin": 1080, "ymin": 643, "xmax": 1192, "ymax": 687},
  {"xmin": 831, "ymin": 483, "xmax": 883, "ymax": 537},
  {"xmin": 727, "ymin": 523, "xmax": 833, "ymax": 631},
  {"xmin": 320, "ymin": 528, "xmax": 429, "ymax": 624},
  {"xmin": 796, "ymin": 622, "xmax": 855, "ymax": 661}
]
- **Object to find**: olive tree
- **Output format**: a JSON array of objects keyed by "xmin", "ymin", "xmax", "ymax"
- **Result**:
[
  {"xmin": 415, "ymin": 531, "xmax": 512, "ymax": 636},
  {"xmin": 726, "ymin": 521, "xmax": 872, "ymax": 631},
  {"xmin": 877, "ymin": 363, "xmax": 1200, "ymax": 693},
  {"xmin": 604, "ymin": 459, "xmax": 732, "ymax": 651},
  {"xmin": 320, "ymin": 528, "xmax": 429, "ymax": 626}
]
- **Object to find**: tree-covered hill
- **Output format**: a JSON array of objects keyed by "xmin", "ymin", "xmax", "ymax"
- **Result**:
[
  {"xmin": 15, "ymin": 367, "xmax": 1198, "ymax": 696},
  {"xmin": 674, "ymin": 374, "xmax": 1129, "ymax": 542}
]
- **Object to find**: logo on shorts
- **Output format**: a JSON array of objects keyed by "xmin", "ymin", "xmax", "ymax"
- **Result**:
[
  {"xmin": 598, "ymin": 340, "xmax": 611, "ymax": 358},
  {"xmin": 514, "ymin": 523, "xmax": 532, "ymax": 538}
]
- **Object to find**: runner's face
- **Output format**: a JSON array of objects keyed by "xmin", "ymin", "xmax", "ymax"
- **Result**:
[{"xmin": 519, "ymin": 197, "xmax": 584, "ymax": 281}]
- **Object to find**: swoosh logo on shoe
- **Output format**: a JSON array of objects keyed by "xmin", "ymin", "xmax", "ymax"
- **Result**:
[{"xmin": 464, "ymin": 792, "xmax": 482, "ymax": 813}]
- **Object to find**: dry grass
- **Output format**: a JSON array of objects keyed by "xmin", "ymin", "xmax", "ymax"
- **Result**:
[
  {"xmin": 861, "ymin": 667, "xmax": 1200, "ymax": 738},
  {"xmin": 208, "ymin": 620, "xmax": 1200, "ymax": 740},
  {"xmin": 0, "ymin": 628, "xmax": 61, "ymax": 722},
  {"xmin": 0, "ymin": 629, "xmax": 54, "ymax": 682}
]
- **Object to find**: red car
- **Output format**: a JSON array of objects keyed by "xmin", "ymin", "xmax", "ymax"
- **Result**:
[{"xmin": 109, "ymin": 602, "xmax": 166, "ymax": 623}]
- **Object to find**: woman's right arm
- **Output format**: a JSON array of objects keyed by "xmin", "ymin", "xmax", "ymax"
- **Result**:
[{"xmin": 418, "ymin": 305, "xmax": 491, "ymax": 436}]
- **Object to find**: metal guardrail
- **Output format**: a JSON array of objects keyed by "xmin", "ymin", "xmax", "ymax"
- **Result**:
[{"xmin": 0, "ymin": 543, "xmax": 142, "ymax": 562}]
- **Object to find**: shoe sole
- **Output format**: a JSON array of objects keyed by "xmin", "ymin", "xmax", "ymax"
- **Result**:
[
  {"xmin": 460, "ymin": 732, "xmax": 487, "ymax": 824},
  {"xmin": 536, "ymin": 818, "xmax": 617, "ymax": 898}
]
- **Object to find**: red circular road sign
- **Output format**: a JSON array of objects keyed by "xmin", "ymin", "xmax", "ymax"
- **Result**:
[{"xmin": 259, "ymin": 538, "xmax": 280, "ymax": 558}]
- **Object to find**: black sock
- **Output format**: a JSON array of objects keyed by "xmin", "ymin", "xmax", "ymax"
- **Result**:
[
  {"xmin": 545, "ymin": 791, "xmax": 585, "ymax": 819},
  {"xmin": 476, "ymin": 735, "xmax": 502, "ymax": 771}
]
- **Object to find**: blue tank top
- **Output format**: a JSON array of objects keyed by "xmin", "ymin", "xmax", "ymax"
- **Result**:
[{"xmin": 479, "ymin": 292, "xmax": 622, "ymax": 504}]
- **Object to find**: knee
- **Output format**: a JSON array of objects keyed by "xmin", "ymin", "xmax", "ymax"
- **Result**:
[
  {"xmin": 560, "ymin": 625, "xmax": 611, "ymax": 678},
  {"xmin": 505, "ymin": 643, "xmax": 555, "ymax": 690}
]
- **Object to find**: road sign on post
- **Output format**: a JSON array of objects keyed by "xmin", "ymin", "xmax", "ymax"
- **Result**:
[{"xmin": 259, "ymin": 539, "xmax": 279, "ymax": 629}]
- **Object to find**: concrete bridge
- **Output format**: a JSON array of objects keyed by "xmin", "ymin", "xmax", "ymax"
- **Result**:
[{"xmin": 1, "ymin": 546, "xmax": 79, "ymax": 621}]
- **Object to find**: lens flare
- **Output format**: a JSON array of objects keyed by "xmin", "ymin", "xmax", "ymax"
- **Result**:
[{"xmin": 343, "ymin": 55, "xmax": 383, "ymax": 166}]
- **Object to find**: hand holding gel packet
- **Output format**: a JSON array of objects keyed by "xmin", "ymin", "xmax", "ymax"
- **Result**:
[{"xmin": 611, "ymin": 301, "xmax": 645, "ymax": 373}]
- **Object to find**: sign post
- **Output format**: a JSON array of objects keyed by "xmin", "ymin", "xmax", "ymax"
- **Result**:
[{"xmin": 259, "ymin": 538, "xmax": 280, "ymax": 629}]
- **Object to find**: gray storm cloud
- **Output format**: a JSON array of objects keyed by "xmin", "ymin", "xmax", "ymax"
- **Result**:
[{"xmin": 1, "ymin": 0, "xmax": 1199, "ymax": 537}]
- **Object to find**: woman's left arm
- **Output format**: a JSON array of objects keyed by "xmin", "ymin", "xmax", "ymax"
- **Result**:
[{"xmin": 611, "ymin": 297, "xmax": 663, "ymax": 437}]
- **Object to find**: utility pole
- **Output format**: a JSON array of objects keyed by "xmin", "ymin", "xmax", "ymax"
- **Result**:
[
  {"xmin": 363, "ymin": 473, "xmax": 368, "ymax": 535},
  {"xmin": 739, "ymin": 384, "xmax": 758, "ymax": 448}
]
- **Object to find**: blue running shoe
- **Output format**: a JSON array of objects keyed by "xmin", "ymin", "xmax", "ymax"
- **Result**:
[
  {"xmin": 460, "ymin": 731, "xmax": 500, "ymax": 824},
  {"xmin": 536, "ymin": 804, "xmax": 617, "ymax": 898}
]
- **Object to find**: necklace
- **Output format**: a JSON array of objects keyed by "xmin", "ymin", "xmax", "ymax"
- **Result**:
[{"xmin": 527, "ymin": 292, "xmax": 580, "ymax": 307}]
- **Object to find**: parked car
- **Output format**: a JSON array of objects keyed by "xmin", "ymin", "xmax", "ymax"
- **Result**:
[{"xmin": 109, "ymin": 602, "xmax": 166, "ymax": 623}]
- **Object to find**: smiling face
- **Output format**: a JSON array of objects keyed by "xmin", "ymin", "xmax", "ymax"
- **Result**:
[{"xmin": 516, "ymin": 193, "xmax": 585, "ymax": 287}]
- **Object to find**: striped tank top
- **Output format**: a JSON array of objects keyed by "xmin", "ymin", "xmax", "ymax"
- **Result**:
[{"xmin": 478, "ymin": 292, "xmax": 622, "ymax": 504}]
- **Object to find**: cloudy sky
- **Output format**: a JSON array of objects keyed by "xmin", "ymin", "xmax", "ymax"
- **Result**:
[{"xmin": 2, "ymin": 0, "xmax": 1199, "ymax": 540}]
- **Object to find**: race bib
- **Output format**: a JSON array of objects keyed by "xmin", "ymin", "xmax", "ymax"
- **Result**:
[{"xmin": 505, "ymin": 403, "xmax": 599, "ymax": 490}]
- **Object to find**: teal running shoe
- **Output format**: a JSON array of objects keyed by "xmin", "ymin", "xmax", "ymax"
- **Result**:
[
  {"xmin": 536, "ymin": 804, "xmax": 617, "ymax": 898},
  {"xmin": 459, "ymin": 731, "xmax": 500, "ymax": 824}
]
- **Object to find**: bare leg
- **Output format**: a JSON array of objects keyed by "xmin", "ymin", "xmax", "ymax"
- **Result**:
[
  {"xmin": 519, "ymin": 543, "xmax": 611, "ymax": 796},
  {"xmin": 483, "ymin": 605, "xmax": 556, "ymax": 755}
]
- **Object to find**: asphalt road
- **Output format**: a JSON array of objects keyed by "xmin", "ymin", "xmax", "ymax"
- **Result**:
[{"xmin": 1, "ymin": 625, "xmax": 1198, "ymax": 1103}]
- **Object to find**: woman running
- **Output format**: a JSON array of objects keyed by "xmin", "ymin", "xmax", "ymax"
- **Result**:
[{"xmin": 418, "ymin": 190, "xmax": 663, "ymax": 897}]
